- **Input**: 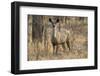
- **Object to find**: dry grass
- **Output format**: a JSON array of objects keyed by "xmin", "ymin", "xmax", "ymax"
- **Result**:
[{"xmin": 28, "ymin": 34, "xmax": 87, "ymax": 61}]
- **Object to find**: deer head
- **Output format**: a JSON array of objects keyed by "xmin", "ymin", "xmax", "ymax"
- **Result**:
[
  {"xmin": 49, "ymin": 18, "xmax": 60, "ymax": 38},
  {"xmin": 49, "ymin": 18, "xmax": 59, "ymax": 28}
]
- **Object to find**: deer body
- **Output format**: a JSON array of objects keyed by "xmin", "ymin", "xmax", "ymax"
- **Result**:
[
  {"xmin": 52, "ymin": 28, "xmax": 70, "ymax": 44},
  {"xmin": 49, "ymin": 18, "xmax": 72, "ymax": 55}
]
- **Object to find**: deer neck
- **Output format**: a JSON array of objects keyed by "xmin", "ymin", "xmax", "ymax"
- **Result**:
[{"xmin": 53, "ymin": 27, "xmax": 56, "ymax": 38}]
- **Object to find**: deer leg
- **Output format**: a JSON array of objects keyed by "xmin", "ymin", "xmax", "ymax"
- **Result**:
[
  {"xmin": 62, "ymin": 43, "xmax": 68, "ymax": 52},
  {"xmin": 53, "ymin": 45, "xmax": 55, "ymax": 55},
  {"xmin": 53, "ymin": 45, "xmax": 58, "ymax": 55},
  {"xmin": 66, "ymin": 40, "xmax": 71, "ymax": 51},
  {"xmin": 55, "ymin": 45, "xmax": 59, "ymax": 55}
]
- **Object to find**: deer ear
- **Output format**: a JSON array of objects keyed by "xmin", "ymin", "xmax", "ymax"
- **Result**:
[
  {"xmin": 56, "ymin": 19, "xmax": 59, "ymax": 23},
  {"xmin": 49, "ymin": 18, "xmax": 52, "ymax": 22}
]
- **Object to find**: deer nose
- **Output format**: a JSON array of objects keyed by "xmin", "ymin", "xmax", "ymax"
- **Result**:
[
  {"xmin": 53, "ymin": 24, "xmax": 56, "ymax": 27},
  {"xmin": 53, "ymin": 25, "xmax": 55, "ymax": 27}
]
